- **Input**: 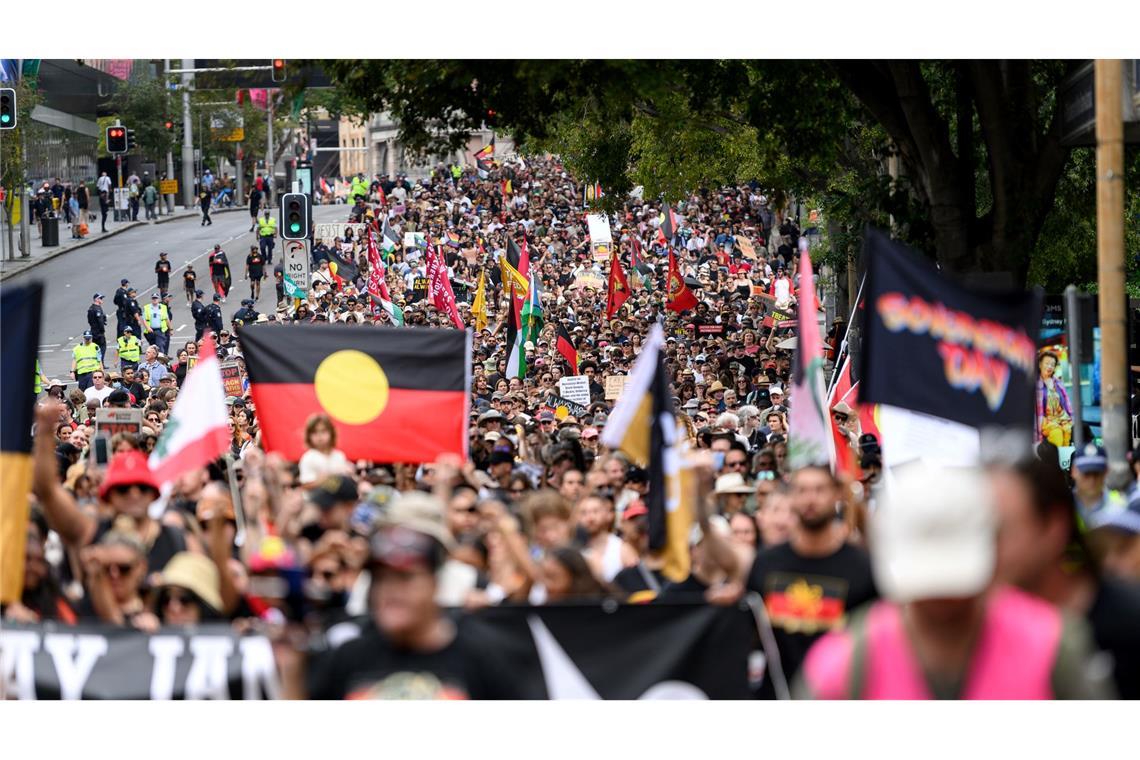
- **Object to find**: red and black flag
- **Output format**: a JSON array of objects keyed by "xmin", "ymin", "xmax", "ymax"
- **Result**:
[
  {"xmin": 240, "ymin": 325, "xmax": 471, "ymax": 463},
  {"xmin": 657, "ymin": 205, "xmax": 679, "ymax": 246},
  {"xmin": 665, "ymin": 250, "xmax": 699, "ymax": 312},
  {"xmin": 2, "ymin": 282, "xmax": 43, "ymax": 604},
  {"xmin": 556, "ymin": 323, "xmax": 579, "ymax": 375},
  {"xmin": 606, "ymin": 249, "xmax": 631, "ymax": 318}
]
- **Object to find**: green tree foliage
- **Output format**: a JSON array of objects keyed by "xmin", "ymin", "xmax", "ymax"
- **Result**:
[{"xmin": 108, "ymin": 77, "xmax": 178, "ymax": 162}]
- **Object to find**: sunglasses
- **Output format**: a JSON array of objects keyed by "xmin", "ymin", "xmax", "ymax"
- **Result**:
[
  {"xmin": 755, "ymin": 471, "xmax": 777, "ymax": 481},
  {"xmin": 105, "ymin": 561, "xmax": 137, "ymax": 577},
  {"xmin": 161, "ymin": 589, "xmax": 199, "ymax": 607},
  {"xmin": 110, "ymin": 484, "xmax": 153, "ymax": 497}
]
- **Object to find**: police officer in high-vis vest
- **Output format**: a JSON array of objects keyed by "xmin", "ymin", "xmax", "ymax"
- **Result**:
[
  {"xmin": 142, "ymin": 293, "xmax": 171, "ymax": 355},
  {"xmin": 117, "ymin": 326, "xmax": 142, "ymax": 372},
  {"xmin": 72, "ymin": 331, "xmax": 103, "ymax": 391},
  {"xmin": 257, "ymin": 208, "xmax": 278, "ymax": 264}
]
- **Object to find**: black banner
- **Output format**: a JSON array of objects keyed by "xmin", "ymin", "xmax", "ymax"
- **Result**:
[
  {"xmin": 0, "ymin": 623, "xmax": 279, "ymax": 700},
  {"xmin": 469, "ymin": 602, "xmax": 753, "ymax": 699},
  {"xmin": 860, "ymin": 228, "xmax": 1042, "ymax": 429}
]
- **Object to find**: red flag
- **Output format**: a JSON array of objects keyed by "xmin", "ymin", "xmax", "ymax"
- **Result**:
[
  {"xmin": 606, "ymin": 249, "xmax": 631, "ymax": 318},
  {"xmin": 657, "ymin": 205, "xmax": 679, "ymax": 246},
  {"xmin": 366, "ymin": 231, "xmax": 384, "ymax": 316},
  {"xmin": 828, "ymin": 355, "xmax": 857, "ymax": 479},
  {"xmin": 426, "ymin": 245, "xmax": 464, "ymax": 329},
  {"xmin": 665, "ymin": 250, "xmax": 698, "ymax": 312}
]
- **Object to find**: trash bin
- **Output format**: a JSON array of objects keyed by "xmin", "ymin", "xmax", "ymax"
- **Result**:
[{"xmin": 41, "ymin": 216, "xmax": 59, "ymax": 247}]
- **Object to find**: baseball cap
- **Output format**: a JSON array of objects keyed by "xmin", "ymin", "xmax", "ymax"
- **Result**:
[
  {"xmin": 623, "ymin": 500, "xmax": 649, "ymax": 520},
  {"xmin": 374, "ymin": 491, "xmax": 455, "ymax": 551},
  {"xmin": 121, "ymin": 278, "xmax": 130, "ymax": 285},
  {"xmin": 369, "ymin": 525, "xmax": 446, "ymax": 573},
  {"xmin": 1089, "ymin": 491, "xmax": 1140, "ymax": 535},
  {"xmin": 93, "ymin": 292, "xmax": 104, "ymax": 299},
  {"xmin": 307, "ymin": 475, "xmax": 359, "ymax": 510},
  {"xmin": 195, "ymin": 289, "xmax": 205, "ymax": 297},
  {"xmin": 870, "ymin": 461, "xmax": 996, "ymax": 604},
  {"xmin": 82, "ymin": 330, "xmax": 92, "ymax": 338},
  {"xmin": 151, "ymin": 293, "xmax": 160, "ymax": 300},
  {"xmin": 1073, "ymin": 443, "xmax": 1108, "ymax": 474}
]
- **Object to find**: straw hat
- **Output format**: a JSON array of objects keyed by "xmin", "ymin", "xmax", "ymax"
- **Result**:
[{"xmin": 158, "ymin": 552, "xmax": 223, "ymax": 612}]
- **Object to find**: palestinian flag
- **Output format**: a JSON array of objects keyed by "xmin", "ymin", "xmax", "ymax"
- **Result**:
[
  {"xmin": 657, "ymin": 205, "xmax": 679, "ymax": 246},
  {"xmin": 1, "ymin": 282, "xmax": 42, "ymax": 604},
  {"xmin": 522, "ymin": 270, "xmax": 544, "ymax": 346},
  {"xmin": 665, "ymin": 250, "xmax": 698, "ymax": 312},
  {"xmin": 601, "ymin": 324, "xmax": 692, "ymax": 584},
  {"xmin": 606, "ymin": 249, "xmax": 630, "ymax": 318},
  {"xmin": 787, "ymin": 248, "xmax": 833, "ymax": 470},
  {"xmin": 380, "ymin": 216, "xmax": 401, "ymax": 253},
  {"xmin": 474, "ymin": 137, "xmax": 495, "ymax": 172},
  {"xmin": 505, "ymin": 280, "xmax": 527, "ymax": 379},
  {"xmin": 149, "ymin": 333, "xmax": 230, "ymax": 485},
  {"xmin": 556, "ymin": 323, "xmax": 579, "ymax": 375},
  {"xmin": 240, "ymin": 325, "xmax": 470, "ymax": 463}
]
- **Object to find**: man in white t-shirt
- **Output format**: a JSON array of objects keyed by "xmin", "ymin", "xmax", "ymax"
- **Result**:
[
  {"xmin": 96, "ymin": 172, "xmax": 112, "ymax": 195},
  {"xmin": 83, "ymin": 370, "xmax": 114, "ymax": 405}
]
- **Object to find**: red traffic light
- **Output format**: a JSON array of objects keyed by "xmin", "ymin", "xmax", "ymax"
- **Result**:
[
  {"xmin": 164, "ymin": 120, "xmax": 174, "ymax": 130},
  {"xmin": 273, "ymin": 59, "xmax": 285, "ymax": 70},
  {"xmin": 109, "ymin": 128, "xmax": 124, "ymax": 137}
]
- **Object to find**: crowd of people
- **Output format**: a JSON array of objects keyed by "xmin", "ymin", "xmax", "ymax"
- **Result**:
[{"xmin": 10, "ymin": 153, "xmax": 1140, "ymax": 700}]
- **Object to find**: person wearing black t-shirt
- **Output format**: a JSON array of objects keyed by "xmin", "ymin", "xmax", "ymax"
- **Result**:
[
  {"xmin": 306, "ymin": 519, "xmax": 516, "ymax": 700},
  {"xmin": 155, "ymin": 252, "xmax": 172, "ymax": 293},
  {"xmin": 245, "ymin": 245, "xmax": 267, "ymax": 301},
  {"xmin": 702, "ymin": 463, "xmax": 877, "ymax": 699},
  {"xmin": 992, "ymin": 457, "xmax": 1140, "ymax": 699},
  {"xmin": 183, "ymin": 265, "xmax": 198, "ymax": 305}
]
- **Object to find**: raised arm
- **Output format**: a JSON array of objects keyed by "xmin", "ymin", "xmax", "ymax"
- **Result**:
[{"xmin": 32, "ymin": 399, "xmax": 96, "ymax": 548}]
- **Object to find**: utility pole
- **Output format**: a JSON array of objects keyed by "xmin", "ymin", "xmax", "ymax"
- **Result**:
[
  {"xmin": 163, "ymin": 59, "xmax": 176, "ymax": 214},
  {"xmin": 18, "ymin": 126, "xmax": 28, "ymax": 257},
  {"xmin": 266, "ymin": 96, "xmax": 274, "ymax": 196},
  {"xmin": 1095, "ymin": 59, "xmax": 1128, "ymax": 490},
  {"xmin": 181, "ymin": 58, "xmax": 195, "ymax": 209},
  {"xmin": 114, "ymin": 118, "xmax": 123, "ymax": 222}
]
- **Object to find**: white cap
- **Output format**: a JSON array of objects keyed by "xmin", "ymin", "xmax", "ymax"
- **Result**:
[{"xmin": 870, "ymin": 461, "xmax": 996, "ymax": 604}]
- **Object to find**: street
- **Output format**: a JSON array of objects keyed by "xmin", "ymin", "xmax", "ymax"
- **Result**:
[{"xmin": 7, "ymin": 203, "xmax": 345, "ymax": 379}]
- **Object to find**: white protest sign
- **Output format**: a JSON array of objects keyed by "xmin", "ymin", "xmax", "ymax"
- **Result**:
[
  {"xmin": 283, "ymin": 239, "xmax": 311, "ymax": 290},
  {"xmin": 559, "ymin": 375, "xmax": 591, "ymax": 406},
  {"xmin": 314, "ymin": 223, "xmax": 367, "ymax": 246}
]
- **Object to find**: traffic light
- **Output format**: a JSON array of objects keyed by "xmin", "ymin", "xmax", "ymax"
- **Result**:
[
  {"xmin": 106, "ymin": 125, "xmax": 127, "ymax": 154},
  {"xmin": 0, "ymin": 88, "xmax": 15, "ymax": 130},
  {"xmin": 163, "ymin": 119, "xmax": 175, "ymax": 133},
  {"xmin": 271, "ymin": 59, "xmax": 286, "ymax": 83},
  {"xmin": 126, "ymin": 129, "xmax": 137, "ymax": 151},
  {"xmin": 280, "ymin": 193, "xmax": 310, "ymax": 240}
]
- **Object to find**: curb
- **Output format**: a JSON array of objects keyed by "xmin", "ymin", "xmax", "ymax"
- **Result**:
[{"xmin": 0, "ymin": 207, "xmax": 246, "ymax": 283}]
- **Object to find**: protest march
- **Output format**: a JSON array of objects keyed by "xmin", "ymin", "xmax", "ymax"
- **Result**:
[{"xmin": 3, "ymin": 105, "xmax": 1140, "ymax": 707}]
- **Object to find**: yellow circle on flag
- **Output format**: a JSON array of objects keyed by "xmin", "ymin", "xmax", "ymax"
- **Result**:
[{"xmin": 315, "ymin": 350, "xmax": 389, "ymax": 425}]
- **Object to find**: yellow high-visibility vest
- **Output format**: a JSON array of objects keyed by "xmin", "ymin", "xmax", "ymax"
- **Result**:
[
  {"xmin": 117, "ymin": 335, "xmax": 141, "ymax": 362},
  {"xmin": 73, "ymin": 343, "xmax": 101, "ymax": 374}
]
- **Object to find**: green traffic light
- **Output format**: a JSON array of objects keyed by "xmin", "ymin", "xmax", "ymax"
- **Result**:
[
  {"xmin": 0, "ymin": 114, "xmax": 10, "ymax": 123},
  {"xmin": 290, "ymin": 223, "xmax": 301, "ymax": 233}
]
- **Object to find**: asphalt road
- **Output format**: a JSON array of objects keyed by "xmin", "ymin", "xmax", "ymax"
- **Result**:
[{"xmin": 9, "ymin": 204, "xmax": 346, "ymax": 380}]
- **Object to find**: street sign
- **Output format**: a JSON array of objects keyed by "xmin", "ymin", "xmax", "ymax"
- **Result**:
[
  {"xmin": 1060, "ymin": 60, "xmax": 1140, "ymax": 147},
  {"xmin": 283, "ymin": 239, "xmax": 311, "ymax": 291},
  {"xmin": 210, "ymin": 115, "xmax": 245, "ymax": 142},
  {"xmin": 113, "ymin": 188, "xmax": 130, "ymax": 211},
  {"xmin": 158, "ymin": 179, "xmax": 179, "ymax": 195}
]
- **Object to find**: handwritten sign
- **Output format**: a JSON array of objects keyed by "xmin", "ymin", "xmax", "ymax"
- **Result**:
[
  {"xmin": 559, "ymin": 375, "xmax": 591, "ymax": 406},
  {"xmin": 605, "ymin": 375, "xmax": 631, "ymax": 401},
  {"xmin": 738, "ymin": 236, "xmax": 758, "ymax": 260},
  {"xmin": 572, "ymin": 271, "xmax": 606, "ymax": 291}
]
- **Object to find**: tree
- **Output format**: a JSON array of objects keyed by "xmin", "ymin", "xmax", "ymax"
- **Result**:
[
  {"xmin": 312, "ymin": 59, "xmax": 1136, "ymax": 290},
  {"xmin": 108, "ymin": 77, "xmax": 178, "ymax": 164}
]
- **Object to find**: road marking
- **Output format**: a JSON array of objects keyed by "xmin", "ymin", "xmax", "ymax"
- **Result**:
[
  {"xmin": 39, "ymin": 344, "xmax": 61, "ymax": 348},
  {"xmin": 177, "ymin": 324, "xmax": 187, "ymax": 332}
]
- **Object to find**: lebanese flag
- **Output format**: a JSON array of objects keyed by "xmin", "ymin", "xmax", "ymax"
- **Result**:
[
  {"xmin": 606, "ymin": 249, "xmax": 631, "ymax": 318},
  {"xmin": 786, "ymin": 249, "xmax": 833, "ymax": 470},
  {"xmin": 148, "ymin": 333, "xmax": 230, "ymax": 485},
  {"xmin": 665, "ymin": 250, "xmax": 698, "ymax": 312}
]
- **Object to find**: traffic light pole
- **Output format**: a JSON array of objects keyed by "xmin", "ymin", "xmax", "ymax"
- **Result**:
[
  {"xmin": 180, "ymin": 58, "xmax": 195, "ymax": 210},
  {"xmin": 114, "ymin": 118, "xmax": 123, "ymax": 222}
]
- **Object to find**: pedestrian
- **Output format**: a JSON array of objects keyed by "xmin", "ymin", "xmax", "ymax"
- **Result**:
[
  {"xmin": 116, "ymin": 327, "xmax": 141, "ymax": 372},
  {"xmin": 209, "ymin": 245, "xmax": 231, "ymax": 301},
  {"xmin": 98, "ymin": 188, "xmax": 111, "ymax": 233},
  {"xmin": 87, "ymin": 292, "xmax": 108, "ymax": 360},
  {"xmin": 128, "ymin": 179, "xmax": 141, "ymax": 221},
  {"xmin": 257, "ymin": 208, "xmax": 277, "ymax": 265},
  {"xmin": 71, "ymin": 331, "xmax": 103, "ymax": 391},
  {"xmin": 245, "ymin": 244, "xmax": 266, "ymax": 301},
  {"xmin": 199, "ymin": 189, "xmax": 213, "ymax": 226},
  {"xmin": 183, "ymin": 265, "xmax": 198, "ymax": 305},
  {"xmin": 143, "ymin": 182, "xmax": 159, "ymax": 220},
  {"xmin": 155, "ymin": 251, "xmax": 172, "ymax": 293},
  {"xmin": 248, "ymin": 182, "xmax": 263, "ymax": 232}
]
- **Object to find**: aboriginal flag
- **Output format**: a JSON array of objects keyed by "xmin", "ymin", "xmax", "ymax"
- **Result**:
[
  {"xmin": 240, "ymin": 325, "xmax": 471, "ymax": 463},
  {"xmin": 1, "ymin": 282, "xmax": 42, "ymax": 604}
]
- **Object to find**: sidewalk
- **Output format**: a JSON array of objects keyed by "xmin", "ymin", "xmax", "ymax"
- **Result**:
[{"xmin": 0, "ymin": 204, "xmax": 245, "ymax": 282}]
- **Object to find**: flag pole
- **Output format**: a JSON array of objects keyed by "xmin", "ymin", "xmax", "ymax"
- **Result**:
[
  {"xmin": 826, "ymin": 271, "xmax": 866, "ymax": 398},
  {"xmin": 224, "ymin": 453, "xmax": 247, "ymax": 548}
]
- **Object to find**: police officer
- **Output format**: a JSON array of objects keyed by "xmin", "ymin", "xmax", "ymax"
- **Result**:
[
  {"xmin": 155, "ymin": 251, "xmax": 172, "ymax": 293},
  {"xmin": 257, "ymin": 208, "xmax": 277, "ymax": 264},
  {"xmin": 233, "ymin": 298, "xmax": 259, "ymax": 326},
  {"xmin": 87, "ymin": 292, "xmax": 108, "ymax": 359},
  {"xmin": 142, "ymin": 293, "xmax": 171, "ymax": 355},
  {"xmin": 117, "ymin": 326, "xmax": 141, "ymax": 372},
  {"xmin": 206, "ymin": 293, "xmax": 225, "ymax": 337},
  {"xmin": 191, "ymin": 289, "xmax": 209, "ymax": 340},
  {"xmin": 71, "ymin": 330, "xmax": 103, "ymax": 391},
  {"xmin": 118, "ymin": 286, "xmax": 143, "ymax": 339},
  {"xmin": 161, "ymin": 291, "xmax": 176, "ymax": 328},
  {"xmin": 113, "ymin": 278, "xmax": 131, "ymax": 338}
]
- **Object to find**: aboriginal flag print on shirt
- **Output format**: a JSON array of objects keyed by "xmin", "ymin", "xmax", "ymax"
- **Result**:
[{"xmin": 240, "ymin": 325, "xmax": 470, "ymax": 463}]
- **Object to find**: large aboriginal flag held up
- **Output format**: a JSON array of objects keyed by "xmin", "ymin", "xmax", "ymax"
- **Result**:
[
  {"xmin": 860, "ymin": 227, "xmax": 1041, "ymax": 430},
  {"xmin": 240, "ymin": 325, "xmax": 470, "ymax": 462}
]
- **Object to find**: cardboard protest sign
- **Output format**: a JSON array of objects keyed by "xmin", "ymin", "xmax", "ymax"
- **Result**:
[
  {"xmin": 738, "ymin": 236, "xmax": 758, "ymax": 260},
  {"xmin": 573, "ymin": 272, "xmax": 607, "ymax": 291},
  {"xmin": 605, "ymin": 375, "xmax": 631, "ymax": 401}
]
